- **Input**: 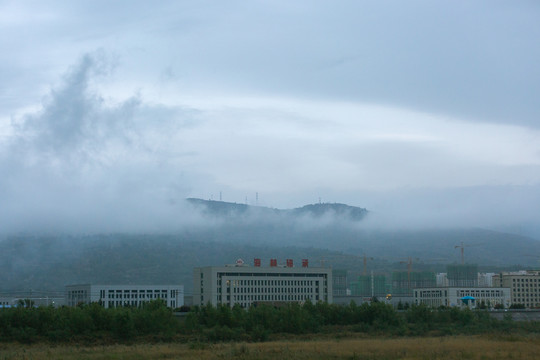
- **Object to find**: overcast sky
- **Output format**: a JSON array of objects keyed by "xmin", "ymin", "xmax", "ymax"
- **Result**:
[{"xmin": 1, "ymin": 1, "xmax": 540, "ymax": 235}]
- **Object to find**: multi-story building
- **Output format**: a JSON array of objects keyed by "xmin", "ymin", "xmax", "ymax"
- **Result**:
[
  {"xmin": 65, "ymin": 284, "xmax": 184, "ymax": 309},
  {"xmin": 436, "ymin": 273, "xmax": 448, "ymax": 287},
  {"xmin": 350, "ymin": 274, "xmax": 387, "ymax": 298},
  {"xmin": 447, "ymin": 264, "xmax": 479, "ymax": 287},
  {"xmin": 478, "ymin": 273, "xmax": 496, "ymax": 287},
  {"xmin": 391, "ymin": 271, "xmax": 436, "ymax": 296},
  {"xmin": 414, "ymin": 287, "xmax": 510, "ymax": 308},
  {"xmin": 493, "ymin": 270, "xmax": 540, "ymax": 308},
  {"xmin": 193, "ymin": 258, "xmax": 332, "ymax": 307},
  {"xmin": 332, "ymin": 269, "xmax": 348, "ymax": 296}
]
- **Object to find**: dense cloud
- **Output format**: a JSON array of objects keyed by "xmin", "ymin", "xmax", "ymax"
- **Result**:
[
  {"xmin": 0, "ymin": 54, "xmax": 204, "ymax": 233},
  {"xmin": 2, "ymin": 2, "xmax": 539, "ymax": 126}
]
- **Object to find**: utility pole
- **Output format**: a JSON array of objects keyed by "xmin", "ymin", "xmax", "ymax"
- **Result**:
[{"xmin": 371, "ymin": 270, "xmax": 374, "ymax": 299}]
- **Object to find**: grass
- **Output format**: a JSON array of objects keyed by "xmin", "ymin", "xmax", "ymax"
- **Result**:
[{"xmin": 1, "ymin": 335, "xmax": 540, "ymax": 359}]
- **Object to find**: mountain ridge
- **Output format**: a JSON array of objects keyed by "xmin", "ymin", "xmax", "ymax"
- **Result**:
[
  {"xmin": 1, "ymin": 199, "xmax": 538, "ymax": 294},
  {"xmin": 186, "ymin": 198, "xmax": 368, "ymax": 221}
]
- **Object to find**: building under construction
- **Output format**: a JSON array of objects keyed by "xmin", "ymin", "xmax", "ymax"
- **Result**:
[
  {"xmin": 350, "ymin": 274, "xmax": 387, "ymax": 298},
  {"xmin": 391, "ymin": 271, "xmax": 436, "ymax": 296},
  {"xmin": 332, "ymin": 269, "xmax": 348, "ymax": 296},
  {"xmin": 447, "ymin": 264, "xmax": 478, "ymax": 287}
]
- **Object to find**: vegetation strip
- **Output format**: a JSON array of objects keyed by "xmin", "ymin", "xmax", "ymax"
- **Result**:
[{"xmin": 1, "ymin": 299, "xmax": 540, "ymax": 344}]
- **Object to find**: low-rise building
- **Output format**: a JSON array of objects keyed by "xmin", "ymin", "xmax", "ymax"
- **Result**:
[
  {"xmin": 194, "ymin": 259, "xmax": 332, "ymax": 307},
  {"xmin": 0, "ymin": 293, "xmax": 64, "ymax": 308},
  {"xmin": 0, "ymin": 298, "xmax": 13, "ymax": 308},
  {"xmin": 65, "ymin": 284, "xmax": 184, "ymax": 308},
  {"xmin": 414, "ymin": 287, "xmax": 510, "ymax": 308}
]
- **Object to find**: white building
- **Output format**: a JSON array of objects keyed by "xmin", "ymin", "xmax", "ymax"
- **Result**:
[
  {"xmin": 0, "ymin": 293, "xmax": 64, "ymax": 308},
  {"xmin": 194, "ymin": 259, "xmax": 332, "ymax": 307},
  {"xmin": 414, "ymin": 287, "xmax": 510, "ymax": 308},
  {"xmin": 478, "ymin": 273, "xmax": 496, "ymax": 287},
  {"xmin": 436, "ymin": 273, "xmax": 448, "ymax": 287},
  {"xmin": 65, "ymin": 284, "xmax": 184, "ymax": 309},
  {"xmin": 0, "ymin": 298, "xmax": 13, "ymax": 308}
]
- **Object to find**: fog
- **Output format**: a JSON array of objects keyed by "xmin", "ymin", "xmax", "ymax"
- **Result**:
[{"xmin": 1, "ymin": 2, "xmax": 540, "ymax": 238}]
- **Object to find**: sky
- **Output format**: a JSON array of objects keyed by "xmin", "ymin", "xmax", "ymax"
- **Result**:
[{"xmin": 1, "ymin": 1, "xmax": 540, "ymax": 235}]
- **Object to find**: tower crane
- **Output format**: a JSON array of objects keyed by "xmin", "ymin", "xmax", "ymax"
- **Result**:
[
  {"xmin": 362, "ymin": 255, "xmax": 374, "ymax": 276},
  {"xmin": 454, "ymin": 242, "xmax": 484, "ymax": 264},
  {"xmin": 398, "ymin": 257, "xmax": 419, "ymax": 292}
]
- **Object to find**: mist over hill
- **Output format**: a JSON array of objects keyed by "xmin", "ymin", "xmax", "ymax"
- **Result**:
[
  {"xmin": 185, "ymin": 198, "xmax": 368, "ymax": 222},
  {"xmin": 1, "ymin": 199, "xmax": 538, "ymax": 294}
]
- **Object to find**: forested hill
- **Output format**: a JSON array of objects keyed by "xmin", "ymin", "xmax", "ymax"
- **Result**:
[
  {"xmin": 1, "ymin": 229, "xmax": 539, "ymax": 294},
  {"xmin": 186, "ymin": 198, "xmax": 368, "ymax": 221},
  {"xmin": 1, "ymin": 199, "xmax": 539, "ymax": 294}
]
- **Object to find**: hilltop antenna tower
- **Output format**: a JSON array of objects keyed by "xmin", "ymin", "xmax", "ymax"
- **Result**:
[
  {"xmin": 256, "ymin": 192, "xmax": 258, "ymax": 206},
  {"xmin": 220, "ymin": 191, "xmax": 222, "ymax": 201}
]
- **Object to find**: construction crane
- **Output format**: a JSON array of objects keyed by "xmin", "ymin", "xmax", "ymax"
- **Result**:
[
  {"xmin": 399, "ymin": 257, "xmax": 419, "ymax": 292},
  {"xmin": 522, "ymin": 255, "xmax": 540, "ymax": 268},
  {"xmin": 455, "ymin": 242, "xmax": 467, "ymax": 264},
  {"xmin": 454, "ymin": 242, "xmax": 484, "ymax": 264},
  {"xmin": 362, "ymin": 255, "xmax": 374, "ymax": 276}
]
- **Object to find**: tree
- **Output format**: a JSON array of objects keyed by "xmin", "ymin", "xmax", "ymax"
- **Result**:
[{"xmin": 17, "ymin": 299, "xmax": 35, "ymax": 308}]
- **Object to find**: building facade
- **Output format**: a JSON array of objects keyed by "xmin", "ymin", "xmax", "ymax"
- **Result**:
[
  {"xmin": 350, "ymin": 274, "xmax": 387, "ymax": 298},
  {"xmin": 0, "ymin": 293, "xmax": 64, "ymax": 308},
  {"xmin": 447, "ymin": 264, "xmax": 479, "ymax": 287},
  {"xmin": 493, "ymin": 270, "xmax": 540, "ymax": 308},
  {"xmin": 436, "ymin": 273, "xmax": 448, "ymax": 287},
  {"xmin": 478, "ymin": 273, "xmax": 496, "ymax": 287},
  {"xmin": 392, "ymin": 271, "xmax": 436, "ymax": 296},
  {"xmin": 65, "ymin": 284, "xmax": 184, "ymax": 309},
  {"xmin": 414, "ymin": 287, "xmax": 510, "ymax": 308},
  {"xmin": 193, "ymin": 261, "xmax": 332, "ymax": 307},
  {"xmin": 332, "ymin": 269, "xmax": 348, "ymax": 296}
]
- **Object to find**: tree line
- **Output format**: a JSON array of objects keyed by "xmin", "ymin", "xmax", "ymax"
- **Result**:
[{"xmin": 1, "ymin": 299, "xmax": 539, "ymax": 343}]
